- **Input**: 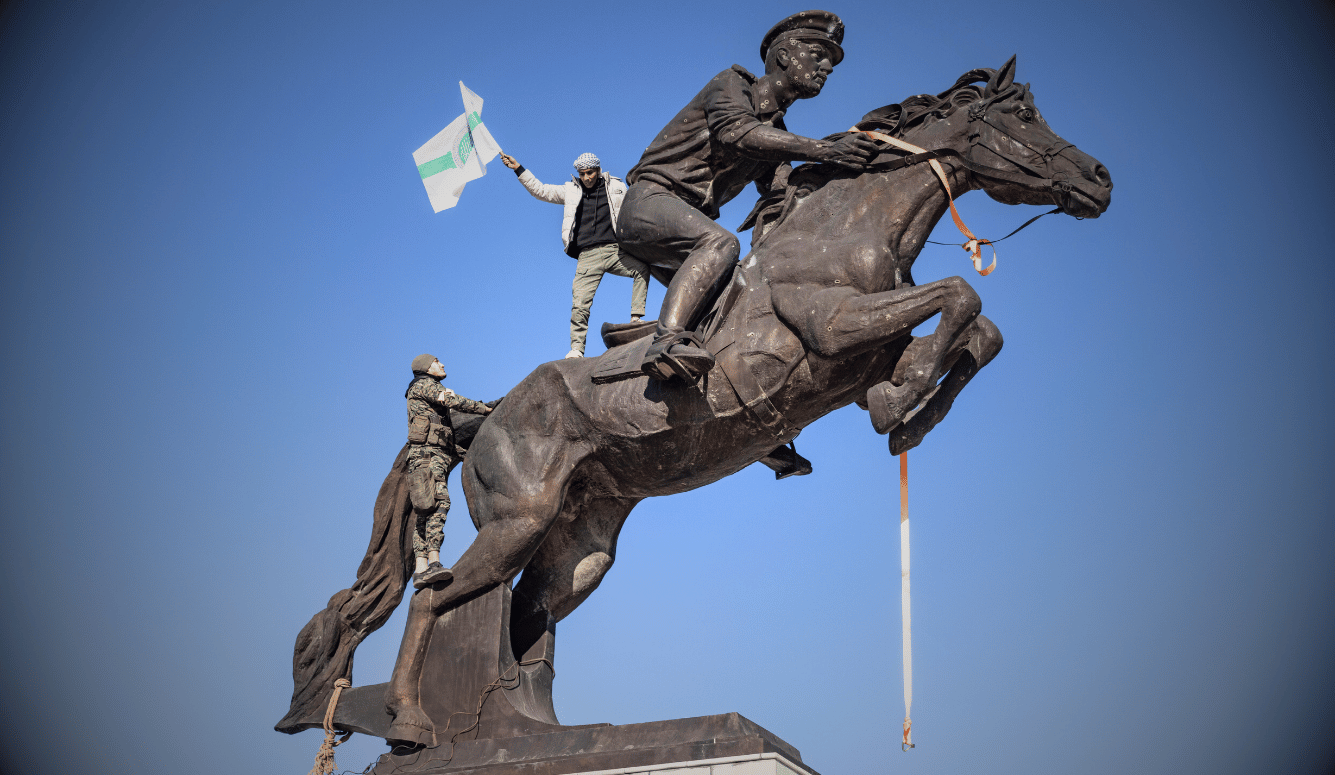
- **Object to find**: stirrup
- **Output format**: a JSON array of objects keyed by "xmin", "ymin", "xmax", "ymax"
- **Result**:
[{"xmin": 642, "ymin": 331, "xmax": 713, "ymax": 383}]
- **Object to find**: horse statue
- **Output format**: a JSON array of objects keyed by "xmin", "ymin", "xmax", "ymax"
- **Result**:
[{"xmin": 277, "ymin": 56, "xmax": 1112, "ymax": 748}]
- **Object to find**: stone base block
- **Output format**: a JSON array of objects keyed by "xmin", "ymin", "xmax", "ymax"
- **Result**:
[
  {"xmin": 554, "ymin": 751, "xmax": 815, "ymax": 775},
  {"xmin": 368, "ymin": 712, "xmax": 821, "ymax": 775}
]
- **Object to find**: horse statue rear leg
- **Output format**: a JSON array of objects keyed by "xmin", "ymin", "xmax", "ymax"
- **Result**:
[
  {"xmin": 510, "ymin": 491, "xmax": 639, "ymax": 659},
  {"xmin": 383, "ymin": 405, "xmax": 592, "ymax": 745}
]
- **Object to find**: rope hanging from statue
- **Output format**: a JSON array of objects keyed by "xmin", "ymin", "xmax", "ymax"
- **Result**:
[{"xmin": 309, "ymin": 678, "xmax": 354, "ymax": 775}]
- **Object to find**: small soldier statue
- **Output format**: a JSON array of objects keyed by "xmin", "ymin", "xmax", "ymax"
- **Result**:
[{"xmin": 405, "ymin": 354, "xmax": 492, "ymax": 588}]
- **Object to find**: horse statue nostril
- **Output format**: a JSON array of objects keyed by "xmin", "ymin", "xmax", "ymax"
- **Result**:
[{"xmin": 1089, "ymin": 164, "xmax": 1112, "ymax": 188}]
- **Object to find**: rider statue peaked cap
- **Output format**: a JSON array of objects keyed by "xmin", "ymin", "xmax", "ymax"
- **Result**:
[
  {"xmin": 760, "ymin": 10, "xmax": 845, "ymax": 66},
  {"xmin": 411, "ymin": 353, "xmax": 438, "ymax": 374}
]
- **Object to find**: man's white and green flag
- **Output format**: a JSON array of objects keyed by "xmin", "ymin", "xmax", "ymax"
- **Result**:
[{"xmin": 414, "ymin": 82, "xmax": 502, "ymax": 212}]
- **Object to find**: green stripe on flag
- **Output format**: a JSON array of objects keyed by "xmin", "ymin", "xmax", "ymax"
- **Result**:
[{"xmin": 417, "ymin": 153, "xmax": 456, "ymax": 179}]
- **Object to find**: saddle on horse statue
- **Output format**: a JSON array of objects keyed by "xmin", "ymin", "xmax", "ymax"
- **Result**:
[{"xmin": 592, "ymin": 312, "xmax": 812, "ymax": 480}]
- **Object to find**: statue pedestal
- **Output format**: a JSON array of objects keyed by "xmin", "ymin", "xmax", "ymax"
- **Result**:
[
  {"xmin": 367, "ymin": 712, "xmax": 821, "ymax": 775},
  {"xmin": 325, "ymin": 585, "xmax": 823, "ymax": 775}
]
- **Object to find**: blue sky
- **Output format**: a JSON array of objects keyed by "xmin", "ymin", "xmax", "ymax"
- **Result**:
[{"xmin": 1, "ymin": 1, "xmax": 1332, "ymax": 774}]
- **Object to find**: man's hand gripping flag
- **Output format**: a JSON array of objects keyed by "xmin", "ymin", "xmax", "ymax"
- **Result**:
[{"xmin": 413, "ymin": 82, "xmax": 502, "ymax": 212}]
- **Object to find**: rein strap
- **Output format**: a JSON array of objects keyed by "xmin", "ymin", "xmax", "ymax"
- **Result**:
[{"xmin": 852, "ymin": 129, "xmax": 996, "ymax": 276}]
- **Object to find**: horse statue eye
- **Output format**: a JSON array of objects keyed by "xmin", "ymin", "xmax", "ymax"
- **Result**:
[{"xmin": 1017, "ymin": 108, "xmax": 1034, "ymax": 122}]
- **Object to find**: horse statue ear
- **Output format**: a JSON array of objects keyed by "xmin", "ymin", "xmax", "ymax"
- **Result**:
[{"xmin": 988, "ymin": 55, "xmax": 1017, "ymax": 95}]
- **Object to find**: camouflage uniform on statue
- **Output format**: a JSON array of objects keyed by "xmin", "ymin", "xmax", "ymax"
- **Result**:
[{"xmin": 405, "ymin": 353, "xmax": 492, "ymax": 589}]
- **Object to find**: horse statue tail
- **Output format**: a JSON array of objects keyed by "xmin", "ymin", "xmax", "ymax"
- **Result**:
[{"xmin": 274, "ymin": 443, "xmax": 415, "ymax": 734}]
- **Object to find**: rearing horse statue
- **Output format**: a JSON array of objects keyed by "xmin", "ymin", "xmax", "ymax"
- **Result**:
[{"xmin": 279, "ymin": 57, "xmax": 1112, "ymax": 745}]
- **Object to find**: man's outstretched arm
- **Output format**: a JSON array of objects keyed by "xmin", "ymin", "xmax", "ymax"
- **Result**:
[
  {"xmin": 432, "ymin": 387, "xmax": 492, "ymax": 416},
  {"xmin": 500, "ymin": 153, "xmax": 566, "ymax": 204}
]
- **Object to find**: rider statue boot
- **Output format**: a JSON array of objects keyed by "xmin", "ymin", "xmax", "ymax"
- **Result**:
[
  {"xmin": 638, "ymin": 254, "xmax": 733, "ymax": 384},
  {"xmin": 641, "ymin": 327, "xmax": 714, "ymax": 383}
]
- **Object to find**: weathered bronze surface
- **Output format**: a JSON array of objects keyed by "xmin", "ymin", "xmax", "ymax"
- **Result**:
[{"xmin": 278, "ymin": 51, "xmax": 1111, "ymax": 767}]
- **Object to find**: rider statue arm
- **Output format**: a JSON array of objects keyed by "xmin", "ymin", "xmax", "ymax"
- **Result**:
[
  {"xmin": 499, "ymin": 152, "xmax": 566, "ymax": 205},
  {"xmin": 731, "ymin": 124, "xmax": 878, "ymax": 169},
  {"xmin": 701, "ymin": 50, "xmax": 878, "ymax": 170}
]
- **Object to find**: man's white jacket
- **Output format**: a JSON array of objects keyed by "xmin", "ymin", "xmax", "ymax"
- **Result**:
[{"xmin": 516, "ymin": 168, "xmax": 627, "ymax": 258}]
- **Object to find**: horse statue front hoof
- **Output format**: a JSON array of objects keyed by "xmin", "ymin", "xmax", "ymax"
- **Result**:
[
  {"xmin": 385, "ymin": 705, "xmax": 436, "ymax": 747},
  {"xmin": 889, "ymin": 419, "xmax": 927, "ymax": 456},
  {"xmin": 866, "ymin": 380, "xmax": 916, "ymax": 434}
]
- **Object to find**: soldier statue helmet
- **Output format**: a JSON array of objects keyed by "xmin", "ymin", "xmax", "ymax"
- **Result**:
[{"xmin": 412, "ymin": 353, "xmax": 446, "ymax": 378}]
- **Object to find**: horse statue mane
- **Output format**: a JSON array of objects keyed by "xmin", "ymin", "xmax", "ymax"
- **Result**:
[
  {"xmin": 743, "ymin": 65, "xmax": 1003, "ymax": 244},
  {"xmin": 747, "ymin": 57, "xmax": 1082, "ymax": 258},
  {"xmin": 859, "ymin": 67, "xmax": 1000, "ymax": 136}
]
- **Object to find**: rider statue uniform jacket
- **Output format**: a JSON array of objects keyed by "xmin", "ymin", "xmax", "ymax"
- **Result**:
[{"xmin": 626, "ymin": 65, "xmax": 790, "ymax": 223}]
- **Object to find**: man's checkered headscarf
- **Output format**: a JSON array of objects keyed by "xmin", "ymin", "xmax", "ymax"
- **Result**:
[{"xmin": 573, "ymin": 153, "xmax": 601, "ymax": 170}]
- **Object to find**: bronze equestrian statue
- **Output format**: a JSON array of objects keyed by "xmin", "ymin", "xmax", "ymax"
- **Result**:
[{"xmin": 338, "ymin": 55, "xmax": 1112, "ymax": 745}]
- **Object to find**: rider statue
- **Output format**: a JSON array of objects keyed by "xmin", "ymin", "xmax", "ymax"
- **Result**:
[{"xmin": 618, "ymin": 10, "xmax": 880, "ymax": 384}]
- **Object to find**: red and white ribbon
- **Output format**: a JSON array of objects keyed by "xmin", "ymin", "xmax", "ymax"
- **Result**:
[{"xmin": 900, "ymin": 451, "xmax": 914, "ymax": 750}]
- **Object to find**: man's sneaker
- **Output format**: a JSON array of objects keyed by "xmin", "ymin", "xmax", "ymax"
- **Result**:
[
  {"xmin": 564, "ymin": 350, "xmax": 583, "ymax": 359},
  {"xmin": 413, "ymin": 562, "xmax": 453, "ymax": 589}
]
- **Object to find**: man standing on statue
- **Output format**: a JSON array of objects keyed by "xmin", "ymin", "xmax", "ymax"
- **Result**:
[
  {"xmin": 500, "ymin": 151, "xmax": 650, "ymax": 360},
  {"xmin": 617, "ymin": 10, "xmax": 879, "ymax": 384}
]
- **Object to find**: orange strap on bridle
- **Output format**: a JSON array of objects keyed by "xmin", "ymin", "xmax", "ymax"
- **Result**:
[{"xmin": 850, "ymin": 129, "xmax": 996, "ymax": 276}]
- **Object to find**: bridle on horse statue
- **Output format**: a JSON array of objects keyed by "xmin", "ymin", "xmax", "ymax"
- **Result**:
[{"xmin": 851, "ymin": 101, "xmax": 1078, "ymax": 276}]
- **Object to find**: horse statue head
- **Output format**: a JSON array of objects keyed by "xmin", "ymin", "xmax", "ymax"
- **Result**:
[{"xmin": 853, "ymin": 55, "xmax": 1112, "ymax": 221}]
